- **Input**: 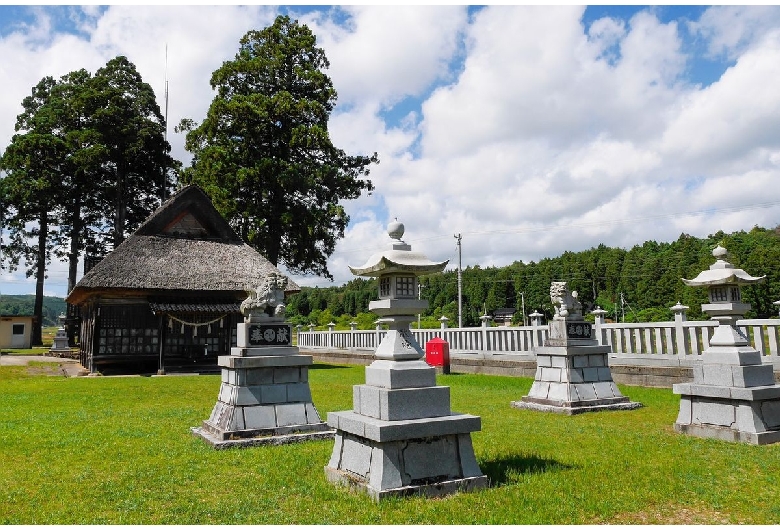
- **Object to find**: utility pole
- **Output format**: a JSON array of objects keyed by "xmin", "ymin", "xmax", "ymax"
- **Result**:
[
  {"xmin": 620, "ymin": 292, "xmax": 625, "ymax": 323},
  {"xmin": 454, "ymin": 233, "xmax": 462, "ymax": 328},
  {"xmin": 520, "ymin": 291, "xmax": 527, "ymax": 326},
  {"xmin": 417, "ymin": 283, "xmax": 425, "ymax": 330}
]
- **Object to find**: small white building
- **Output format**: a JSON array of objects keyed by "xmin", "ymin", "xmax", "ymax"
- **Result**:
[{"xmin": 0, "ymin": 315, "xmax": 33, "ymax": 349}]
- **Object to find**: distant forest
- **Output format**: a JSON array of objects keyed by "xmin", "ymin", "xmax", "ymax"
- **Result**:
[
  {"xmin": 5, "ymin": 227, "xmax": 779, "ymax": 331},
  {"xmin": 0, "ymin": 295, "xmax": 67, "ymax": 326},
  {"xmin": 285, "ymin": 226, "xmax": 780, "ymax": 329}
]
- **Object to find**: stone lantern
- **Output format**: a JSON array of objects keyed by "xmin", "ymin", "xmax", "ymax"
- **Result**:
[
  {"xmin": 349, "ymin": 219, "xmax": 440, "ymax": 360},
  {"xmin": 324, "ymin": 220, "xmax": 487, "ymax": 499},
  {"xmin": 674, "ymin": 246, "xmax": 780, "ymax": 444},
  {"xmin": 49, "ymin": 313, "xmax": 71, "ymax": 357}
]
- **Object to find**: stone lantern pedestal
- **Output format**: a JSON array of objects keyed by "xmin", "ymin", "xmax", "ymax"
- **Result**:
[
  {"xmin": 512, "ymin": 282, "xmax": 641, "ymax": 414},
  {"xmin": 324, "ymin": 220, "xmax": 487, "ymax": 500},
  {"xmin": 49, "ymin": 313, "xmax": 72, "ymax": 357},
  {"xmin": 674, "ymin": 246, "xmax": 780, "ymax": 445},
  {"xmin": 192, "ymin": 274, "xmax": 333, "ymax": 448}
]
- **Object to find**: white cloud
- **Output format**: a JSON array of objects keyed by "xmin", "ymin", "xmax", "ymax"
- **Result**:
[
  {"xmin": 304, "ymin": 6, "xmax": 468, "ymax": 108},
  {"xmin": 691, "ymin": 5, "xmax": 780, "ymax": 60},
  {"xmin": 660, "ymin": 29, "xmax": 780, "ymax": 171},
  {"xmin": 3, "ymin": 5, "xmax": 780, "ymax": 297}
]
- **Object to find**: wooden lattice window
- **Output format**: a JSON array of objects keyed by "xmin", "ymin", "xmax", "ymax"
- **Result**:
[{"xmin": 97, "ymin": 305, "xmax": 159, "ymax": 356}]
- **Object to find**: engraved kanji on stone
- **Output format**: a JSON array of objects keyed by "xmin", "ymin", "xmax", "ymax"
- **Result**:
[
  {"xmin": 276, "ymin": 327, "xmax": 289, "ymax": 343},
  {"xmin": 251, "ymin": 327, "xmax": 263, "ymax": 342}
]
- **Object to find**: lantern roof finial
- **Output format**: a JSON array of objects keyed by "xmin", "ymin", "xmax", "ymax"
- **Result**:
[
  {"xmin": 682, "ymin": 246, "xmax": 765, "ymax": 287},
  {"xmin": 348, "ymin": 220, "xmax": 447, "ymax": 277}
]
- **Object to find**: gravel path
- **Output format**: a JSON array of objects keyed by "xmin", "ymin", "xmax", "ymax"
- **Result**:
[{"xmin": 0, "ymin": 354, "xmax": 89, "ymax": 377}]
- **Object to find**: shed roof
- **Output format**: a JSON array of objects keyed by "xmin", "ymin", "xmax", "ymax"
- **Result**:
[{"xmin": 66, "ymin": 185, "xmax": 300, "ymax": 305}]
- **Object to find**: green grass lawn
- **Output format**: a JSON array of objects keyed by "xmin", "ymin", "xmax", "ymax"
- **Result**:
[{"xmin": 1, "ymin": 362, "xmax": 779, "ymax": 524}]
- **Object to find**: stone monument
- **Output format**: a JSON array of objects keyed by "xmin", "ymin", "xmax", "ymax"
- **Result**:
[
  {"xmin": 674, "ymin": 246, "xmax": 780, "ymax": 445},
  {"xmin": 511, "ymin": 281, "xmax": 641, "ymax": 414},
  {"xmin": 192, "ymin": 273, "xmax": 334, "ymax": 448},
  {"xmin": 324, "ymin": 220, "xmax": 488, "ymax": 500},
  {"xmin": 49, "ymin": 313, "xmax": 72, "ymax": 357}
]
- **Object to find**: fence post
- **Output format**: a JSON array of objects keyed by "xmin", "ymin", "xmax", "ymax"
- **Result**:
[
  {"xmin": 480, "ymin": 312, "xmax": 492, "ymax": 351},
  {"xmin": 374, "ymin": 320, "xmax": 382, "ymax": 349},
  {"xmin": 350, "ymin": 321, "xmax": 357, "ymax": 348},
  {"xmin": 327, "ymin": 322, "xmax": 335, "ymax": 349},
  {"xmin": 591, "ymin": 306, "xmax": 608, "ymax": 345},
  {"xmin": 296, "ymin": 324, "xmax": 302, "ymax": 346},
  {"xmin": 671, "ymin": 302, "xmax": 689, "ymax": 356}
]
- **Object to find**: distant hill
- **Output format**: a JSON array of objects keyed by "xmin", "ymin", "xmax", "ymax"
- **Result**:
[{"xmin": 0, "ymin": 295, "xmax": 67, "ymax": 326}]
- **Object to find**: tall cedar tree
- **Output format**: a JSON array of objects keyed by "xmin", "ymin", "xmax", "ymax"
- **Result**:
[
  {"xmin": 91, "ymin": 56, "xmax": 176, "ymax": 250},
  {"xmin": 1, "ymin": 58, "xmax": 176, "ymax": 343},
  {"xmin": 47, "ymin": 69, "xmax": 105, "ymax": 293},
  {"xmin": 179, "ymin": 15, "xmax": 378, "ymax": 279},
  {"xmin": 0, "ymin": 77, "xmax": 64, "ymax": 345}
]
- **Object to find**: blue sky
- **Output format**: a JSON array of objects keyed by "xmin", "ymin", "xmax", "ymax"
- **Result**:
[{"xmin": 2, "ymin": 5, "xmax": 780, "ymax": 298}]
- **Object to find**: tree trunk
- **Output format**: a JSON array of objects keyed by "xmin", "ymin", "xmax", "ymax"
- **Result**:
[
  {"xmin": 66, "ymin": 198, "xmax": 83, "ymax": 347},
  {"xmin": 67, "ymin": 196, "xmax": 82, "ymax": 294},
  {"xmin": 114, "ymin": 164, "xmax": 126, "ymax": 248},
  {"xmin": 32, "ymin": 211, "xmax": 48, "ymax": 347},
  {"xmin": 264, "ymin": 186, "xmax": 281, "ymax": 267}
]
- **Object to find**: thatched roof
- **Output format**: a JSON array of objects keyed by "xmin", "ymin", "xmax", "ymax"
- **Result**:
[{"xmin": 67, "ymin": 185, "xmax": 300, "ymax": 305}]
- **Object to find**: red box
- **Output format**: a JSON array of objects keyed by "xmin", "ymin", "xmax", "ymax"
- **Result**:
[{"xmin": 425, "ymin": 337, "xmax": 450, "ymax": 373}]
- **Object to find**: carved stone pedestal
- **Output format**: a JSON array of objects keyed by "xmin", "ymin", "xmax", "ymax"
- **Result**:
[
  {"xmin": 325, "ymin": 360, "xmax": 487, "ymax": 500},
  {"xmin": 192, "ymin": 278, "xmax": 333, "ymax": 448},
  {"xmin": 512, "ymin": 292, "xmax": 641, "ymax": 415},
  {"xmin": 192, "ymin": 347, "xmax": 334, "ymax": 448},
  {"xmin": 512, "ymin": 344, "xmax": 641, "ymax": 414},
  {"xmin": 674, "ymin": 328, "xmax": 780, "ymax": 445}
]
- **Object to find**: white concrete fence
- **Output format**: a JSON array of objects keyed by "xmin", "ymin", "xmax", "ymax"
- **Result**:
[{"xmin": 296, "ymin": 306, "xmax": 780, "ymax": 369}]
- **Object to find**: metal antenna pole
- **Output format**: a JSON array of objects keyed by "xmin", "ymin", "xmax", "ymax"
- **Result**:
[
  {"xmin": 162, "ymin": 44, "xmax": 169, "ymax": 201},
  {"xmin": 455, "ymin": 234, "xmax": 462, "ymax": 328},
  {"xmin": 164, "ymin": 44, "xmax": 169, "ymax": 144}
]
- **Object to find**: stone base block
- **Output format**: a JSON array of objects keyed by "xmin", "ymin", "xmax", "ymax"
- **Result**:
[
  {"xmin": 673, "ymin": 422, "xmax": 780, "ymax": 446},
  {"xmin": 327, "ymin": 410, "xmax": 481, "ymax": 442},
  {"xmin": 195, "ymin": 352, "xmax": 331, "ymax": 448},
  {"xmin": 525, "ymin": 380, "xmax": 633, "ymax": 402},
  {"xmin": 192, "ymin": 425, "xmax": 334, "ymax": 449},
  {"xmin": 511, "ymin": 397, "xmax": 642, "ymax": 415},
  {"xmin": 205, "ymin": 400, "xmax": 326, "ymax": 432},
  {"xmin": 325, "ymin": 429, "xmax": 486, "ymax": 500},
  {"xmin": 365, "ymin": 360, "xmax": 436, "ymax": 389},
  {"xmin": 352, "ymin": 384, "xmax": 451, "ymax": 421},
  {"xmin": 324, "ymin": 466, "xmax": 487, "ymax": 501},
  {"xmin": 674, "ymin": 390, "xmax": 780, "ymax": 445},
  {"xmin": 694, "ymin": 362, "xmax": 775, "ymax": 387}
]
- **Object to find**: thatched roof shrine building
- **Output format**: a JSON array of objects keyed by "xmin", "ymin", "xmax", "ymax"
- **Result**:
[{"xmin": 67, "ymin": 185, "xmax": 299, "ymax": 373}]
